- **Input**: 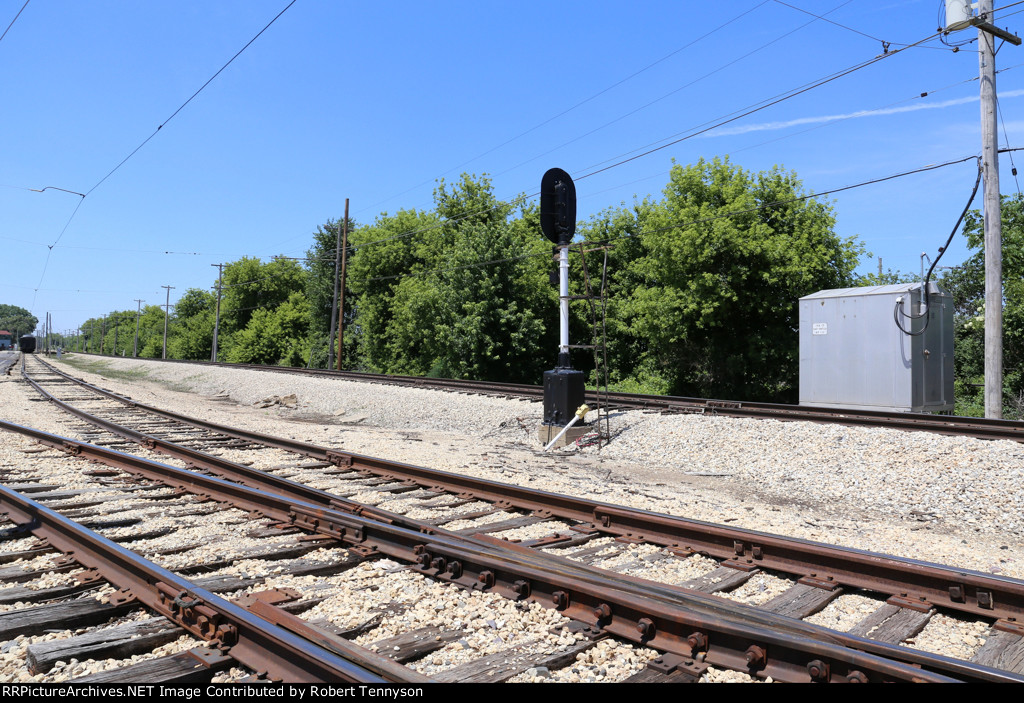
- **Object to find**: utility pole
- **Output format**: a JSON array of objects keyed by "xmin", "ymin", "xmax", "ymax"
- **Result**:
[
  {"xmin": 946, "ymin": 1, "xmax": 1020, "ymax": 417},
  {"xmin": 979, "ymin": 0, "xmax": 1004, "ymax": 418},
  {"xmin": 338, "ymin": 199, "xmax": 350, "ymax": 370},
  {"xmin": 327, "ymin": 221, "xmax": 341, "ymax": 370},
  {"xmin": 329, "ymin": 199, "xmax": 350, "ymax": 370},
  {"xmin": 133, "ymin": 300, "xmax": 144, "ymax": 357},
  {"xmin": 161, "ymin": 285, "xmax": 175, "ymax": 360},
  {"xmin": 211, "ymin": 264, "xmax": 223, "ymax": 362},
  {"xmin": 100, "ymin": 315, "xmax": 106, "ymax": 355}
]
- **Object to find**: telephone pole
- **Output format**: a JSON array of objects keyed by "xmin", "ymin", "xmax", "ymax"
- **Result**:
[
  {"xmin": 133, "ymin": 300, "xmax": 144, "ymax": 357},
  {"xmin": 329, "ymin": 199, "xmax": 350, "ymax": 370},
  {"xmin": 211, "ymin": 264, "xmax": 223, "ymax": 362},
  {"xmin": 979, "ymin": 0, "xmax": 1004, "ymax": 418},
  {"xmin": 946, "ymin": 0, "xmax": 1020, "ymax": 418},
  {"xmin": 161, "ymin": 285, "xmax": 175, "ymax": 360}
]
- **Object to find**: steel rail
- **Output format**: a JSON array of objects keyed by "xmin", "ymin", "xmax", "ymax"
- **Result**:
[
  {"xmin": 67, "ymin": 352, "xmax": 1024, "ymax": 442},
  {"xmin": 27, "ymin": 355, "xmax": 1024, "ymax": 624},
  {"xmin": 0, "ymin": 419, "xmax": 1017, "ymax": 683},
  {"xmin": 0, "ymin": 482, "xmax": 421, "ymax": 684}
]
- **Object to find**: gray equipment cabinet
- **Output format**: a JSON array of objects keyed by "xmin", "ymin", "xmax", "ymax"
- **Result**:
[{"xmin": 799, "ymin": 283, "xmax": 954, "ymax": 412}]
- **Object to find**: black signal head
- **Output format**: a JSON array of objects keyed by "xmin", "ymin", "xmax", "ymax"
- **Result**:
[{"xmin": 540, "ymin": 168, "xmax": 576, "ymax": 246}]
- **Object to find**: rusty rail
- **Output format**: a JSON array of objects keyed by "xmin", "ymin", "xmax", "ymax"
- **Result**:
[
  {"xmin": 26, "ymin": 355, "xmax": 1024, "ymax": 624},
  {"xmin": 65, "ymin": 353, "xmax": 1024, "ymax": 442},
  {"xmin": 0, "ymin": 481, "xmax": 423, "ymax": 683},
  {"xmin": 1, "ymin": 419, "xmax": 1019, "ymax": 682}
]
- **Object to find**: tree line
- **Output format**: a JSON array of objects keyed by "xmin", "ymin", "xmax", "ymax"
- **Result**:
[{"xmin": 59, "ymin": 157, "xmax": 1023, "ymax": 416}]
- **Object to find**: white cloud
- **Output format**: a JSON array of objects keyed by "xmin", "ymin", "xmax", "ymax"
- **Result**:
[{"xmin": 704, "ymin": 89, "xmax": 1024, "ymax": 138}]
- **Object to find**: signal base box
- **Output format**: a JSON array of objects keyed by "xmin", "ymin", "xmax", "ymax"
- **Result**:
[
  {"xmin": 542, "ymin": 368, "xmax": 586, "ymax": 426},
  {"xmin": 799, "ymin": 283, "xmax": 954, "ymax": 413}
]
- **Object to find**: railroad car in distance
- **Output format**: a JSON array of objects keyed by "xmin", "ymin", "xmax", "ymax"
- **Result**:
[
  {"xmin": 18, "ymin": 335, "xmax": 36, "ymax": 354},
  {"xmin": 0, "ymin": 330, "xmax": 11, "ymax": 350}
]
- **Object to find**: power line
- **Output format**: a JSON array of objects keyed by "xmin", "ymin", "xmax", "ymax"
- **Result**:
[
  {"xmin": 493, "ymin": 0, "xmax": 860, "ymax": 181},
  {"xmin": 356, "ymin": 0, "xmax": 857, "ymax": 222},
  {"xmin": 354, "ymin": 1, "xmax": 774, "ymax": 218},
  {"xmin": 349, "ymin": 27, "xmax": 949, "ymax": 257},
  {"xmin": 772, "ymin": 0, "xmax": 950, "ymax": 50},
  {"xmin": 0, "ymin": 0, "xmax": 29, "ymax": 45},
  {"xmin": 996, "ymin": 94, "xmax": 1023, "ymax": 196},
  {"xmin": 575, "ymin": 32, "xmax": 943, "ymax": 183}
]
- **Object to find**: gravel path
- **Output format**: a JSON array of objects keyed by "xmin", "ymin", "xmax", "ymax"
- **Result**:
[
  {"xmin": 25, "ymin": 354, "xmax": 1019, "ymax": 583},
  {"xmin": 1, "ymin": 354, "xmax": 1022, "ymax": 682}
]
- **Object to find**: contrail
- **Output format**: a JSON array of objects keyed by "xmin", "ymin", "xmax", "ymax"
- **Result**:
[{"xmin": 705, "ymin": 89, "xmax": 1024, "ymax": 137}]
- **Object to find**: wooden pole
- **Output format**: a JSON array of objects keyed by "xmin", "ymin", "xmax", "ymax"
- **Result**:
[{"xmin": 336, "ymin": 198, "xmax": 349, "ymax": 370}]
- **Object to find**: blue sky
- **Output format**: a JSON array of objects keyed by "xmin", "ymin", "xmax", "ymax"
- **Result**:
[{"xmin": 3, "ymin": 0, "xmax": 1023, "ymax": 334}]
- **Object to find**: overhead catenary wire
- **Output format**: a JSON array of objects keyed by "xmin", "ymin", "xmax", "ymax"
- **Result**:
[
  {"xmin": 27, "ymin": 0, "xmax": 299, "ymax": 311},
  {"xmin": 82, "ymin": 0, "xmax": 296, "ymax": 202},
  {"xmin": 0, "ymin": 0, "xmax": 29, "ymax": 45},
  {"xmin": 25, "ymin": 9, "xmax": 1015, "ymax": 327}
]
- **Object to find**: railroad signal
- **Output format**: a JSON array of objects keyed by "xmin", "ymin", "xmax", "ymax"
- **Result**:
[
  {"xmin": 540, "ymin": 168, "xmax": 576, "ymax": 246},
  {"xmin": 539, "ymin": 168, "xmax": 586, "ymax": 444}
]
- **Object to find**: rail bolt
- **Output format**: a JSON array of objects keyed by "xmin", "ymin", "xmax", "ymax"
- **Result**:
[
  {"xmin": 847, "ymin": 670, "xmax": 869, "ymax": 683},
  {"xmin": 447, "ymin": 561, "xmax": 463, "ymax": 578},
  {"xmin": 686, "ymin": 632, "xmax": 708, "ymax": 652},
  {"xmin": 513, "ymin": 580, "xmax": 531, "ymax": 598},
  {"xmin": 807, "ymin": 659, "xmax": 829, "ymax": 682},
  {"xmin": 552, "ymin": 591, "xmax": 570, "ymax": 609},
  {"xmin": 636, "ymin": 618, "xmax": 656, "ymax": 639},
  {"xmin": 431, "ymin": 557, "xmax": 446, "ymax": 572},
  {"xmin": 417, "ymin": 553, "xmax": 432, "ymax": 568},
  {"xmin": 593, "ymin": 603, "xmax": 612, "ymax": 621},
  {"xmin": 478, "ymin": 571, "xmax": 495, "ymax": 588},
  {"xmin": 745, "ymin": 645, "xmax": 766, "ymax": 669}
]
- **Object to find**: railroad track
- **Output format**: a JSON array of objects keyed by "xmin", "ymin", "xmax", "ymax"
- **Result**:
[
  {"xmin": 0, "ymin": 353, "xmax": 1020, "ymax": 682},
  {"xmin": 69, "ymin": 352, "xmax": 1024, "ymax": 443}
]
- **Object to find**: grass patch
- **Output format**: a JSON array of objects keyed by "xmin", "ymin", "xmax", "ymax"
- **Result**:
[
  {"xmin": 60, "ymin": 356, "xmax": 152, "ymax": 382},
  {"xmin": 166, "ymin": 374, "xmax": 206, "ymax": 393}
]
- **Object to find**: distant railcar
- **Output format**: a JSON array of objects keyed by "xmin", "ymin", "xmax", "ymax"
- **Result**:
[
  {"xmin": 18, "ymin": 336, "xmax": 36, "ymax": 354},
  {"xmin": 0, "ymin": 330, "xmax": 11, "ymax": 350}
]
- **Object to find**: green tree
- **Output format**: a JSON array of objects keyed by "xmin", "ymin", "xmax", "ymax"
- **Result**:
[
  {"xmin": 0, "ymin": 304, "xmax": 38, "ymax": 340},
  {"xmin": 226, "ymin": 292, "xmax": 311, "ymax": 366},
  {"xmin": 594, "ymin": 157, "xmax": 860, "ymax": 401},
  {"xmin": 347, "ymin": 206, "xmax": 441, "ymax": 372},
  {"xmin": 347, "ymin": 174, "xmax": 554, "ymax": 382},
  {"xmin": 305, "ymin": 216, "xmax": 357, "ymax": 368},
  {"xmin": 220, "ymin": 256, "xmax": 308, "ymax": 337},
  {"xmin": 942, "ymin": 193, "xmax": 1024, "ymax": 417},
  {"xmin": 168, "ymin": 288, "xmax": 216, "ymax": 360}
]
